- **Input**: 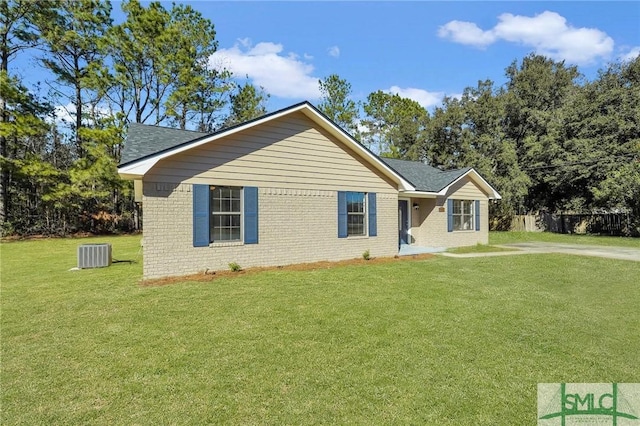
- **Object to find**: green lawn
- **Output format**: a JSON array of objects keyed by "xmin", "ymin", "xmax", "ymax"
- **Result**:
[
  {"xmin": 490, "ymin": 230, "xmax": 640, "ymax": 248},
  {"xmin": 447, "ymin": 244, "xmax": 516, "ymax": 254},
  {"xmin": 2, "ymin": 234, "xmax": 639, "ymax": 425}
]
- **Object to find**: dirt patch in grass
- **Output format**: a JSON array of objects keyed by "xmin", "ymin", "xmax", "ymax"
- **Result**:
[{"xmin": 141, "ymin": 253, "xmax": 435, "ymax": 287}]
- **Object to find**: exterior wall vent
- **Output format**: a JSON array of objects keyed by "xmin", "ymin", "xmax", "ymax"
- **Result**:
[{"xmin": 77, "ymin": 243, "xmax": 112, "ymax": 269}]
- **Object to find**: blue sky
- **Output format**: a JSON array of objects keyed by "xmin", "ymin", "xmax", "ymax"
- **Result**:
[
  {"xmin": 197, "ymin": 1, "xmax": 640, "ymax": 111},
  {"xmin": 13, "ymin": 1, "xmax": 640, "ymax": 115}
]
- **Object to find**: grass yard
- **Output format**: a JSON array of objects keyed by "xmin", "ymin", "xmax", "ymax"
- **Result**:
[
  {"xmin": 447, "ymin": 244, "xmax": 516, "ymax": 254},
  {"xmin": 2, "ymin": 234, "xmax": 639, "ymax": 424},
  {"xmin": 490, "ymin": 230, "xmax": 640, "ymax": 248}
]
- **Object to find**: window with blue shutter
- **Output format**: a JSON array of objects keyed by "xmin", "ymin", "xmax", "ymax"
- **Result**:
[
  {"xmin": 244, "ymin": 186, "xmax": 258, "ymax": 244},
  {"xmin": 339, "ymin": 191, "xmax": 374, "ymax": 237},
  {"xmin": 368, "ymin": 192, "xmax": 377, "ymax": 237},
  {"xmin": 337, "ymin": 191, "xmax": 347, "ymax": 238},
  {"xmin": 475, "ymin": 200, "xmax": 480, "ymax": 231},
  {"xmin": 447, "ymin": 199, "xmax": 453, "ymax": 233},
  {"xmin": 193, "ymin": 185, "xmax": 259, "ymax": 246},
  {"xmin": 193, "ymin": 184, "xmax": 210, "ymax": 247}
]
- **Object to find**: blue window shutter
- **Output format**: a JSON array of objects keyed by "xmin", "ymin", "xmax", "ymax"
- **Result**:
[
  {"xmin": 193, "ymin": 184, "xmax": 210, "ymax": 247},
  {"xmin": 244, "ymin": 186, "xmax": 259, "ymax": 244},
  {"xmin": 475, "ymin": 200, "xmax": 480, "ymax": 231},
  {"xmin": 447, "ymin": 199, "xmax": 453, "ymax": 233},
  {"xmin": 337, "ymin": 191, "xmax": 347, "ymax": 238},
  {"xmin": 368, "ymin": 192, "xmax": 377, "ymax": 237}
]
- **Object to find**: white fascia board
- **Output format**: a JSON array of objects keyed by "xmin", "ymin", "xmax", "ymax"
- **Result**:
[
  {"xmin": 117, "ymin": 157, "xmax": 159, "ymax": 179},
  {"xmin": 300, "ymin": 108, "xmax": 415, "ymax": 191},
  {"xmin": 399, "ymin": 191, "xmax": 438, "ymax": 199},
  {"xmin": 437, "ymin": 169, "xmax": 502, "ymax": 199}
]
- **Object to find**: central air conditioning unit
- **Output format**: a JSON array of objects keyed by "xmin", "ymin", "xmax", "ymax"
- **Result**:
[{"xmin": 77, "ymin": 243, "xmax": 112, "ymax": 269}]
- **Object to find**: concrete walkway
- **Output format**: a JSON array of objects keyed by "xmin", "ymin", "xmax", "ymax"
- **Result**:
[
  {"xmin": 398, "ymin": 244, "xmax": 446, "ymax": 256},
  {"xmin": 440, "ymin": 242, "xmax": 640, "ymax": 262}
]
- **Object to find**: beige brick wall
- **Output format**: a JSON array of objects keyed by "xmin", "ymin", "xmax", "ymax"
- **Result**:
[
  {"xmin": 142, "ymin": 182, "xmax": 398, "ymax": 279},
  {"xmin": 407, "ymin": 176, "xmax": 490, "ymax": 248},
  {"xmin": 409, "ymin": 197, "xmax": 489, "ymax": 248}
]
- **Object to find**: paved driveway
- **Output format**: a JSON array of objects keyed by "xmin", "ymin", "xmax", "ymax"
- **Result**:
[
  {"xmin": 499, "ymin": 242, "xmax": 640, "ymax": 262},
  {"xmin": 439, "ymin": 242, "xmax": 640, "ymax": 262}
]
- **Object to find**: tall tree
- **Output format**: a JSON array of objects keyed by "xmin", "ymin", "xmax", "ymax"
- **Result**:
[
  {"xmin": 0, "ymin": 0, "xmax": 40, "ymax": 229},
  {"xmin": 424, "ymin": 95, "xmax": 468, "ymax": 168},
  {"xmin": 571, "ymin": 57, "xmax": 640, "ymax": 227},
  {"xmin": 458, "ymin": 80, "xmax": 529, "ymax": 215},
  {"xmin": 34, "ymin": 0, "xmax": 112, "ymax": 157},
  {"xmin": 361, "ymin": 91, "xmax": 429, "ymax": 158},
  {"xmin": 223, "ymin": 81, "xmax": 269, "ymax": 129},
  {"xmin": 503, "ymin": 54, "xmax": 580, "ymax": 212},
  {"xmin": 101, "ymin": 0, "xmax": 171, "ymax": 125},
  {"xmin": 317, "ymin": 74, "xmax": 359, "ymax": 136},
  {"xmin": 102, "ymin": 0, "xmax": 227, "ymax": 131},
  {"xmin": 0, "ymin": 74, "xmax": 57, "ymax": 234},
  {"xmin": 163, "ymin": 3, "xmax": 231, "ymax": 130}
]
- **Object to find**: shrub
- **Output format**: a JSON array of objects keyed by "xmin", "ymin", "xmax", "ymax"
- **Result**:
[
  {"xmin": 362, "ymin": 249, "xmax": 370, "ymax": 261},
  {"xmin": 228, "ymin": 262, "xmax": 242, "ymax": 272}
]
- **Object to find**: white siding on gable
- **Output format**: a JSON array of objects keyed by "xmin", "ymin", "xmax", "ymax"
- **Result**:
[
  {"xmin": 443, "ymin": 176, "xmax": 490, "ymax": 199},
  {"xmin": 145, "ymin": 112, "xmax": 396, "ymax": 193}
]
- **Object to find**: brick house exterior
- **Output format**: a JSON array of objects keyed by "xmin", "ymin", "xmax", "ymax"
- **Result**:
[{"xmin": 118, "ymin": 102, "xmax": 501, "ymax": 279}]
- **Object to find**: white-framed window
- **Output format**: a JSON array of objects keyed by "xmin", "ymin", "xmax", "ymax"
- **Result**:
[
  {"xmin": 210, "ymin": 186, "xmax": 242, "ymax": 242},
  {"xmin": 452, "ymin": 199, "xmax": 474, "ymax": 231},
  {"xmin": 346, "ymin": 191, "xmax": 366, "ymax": 236}
]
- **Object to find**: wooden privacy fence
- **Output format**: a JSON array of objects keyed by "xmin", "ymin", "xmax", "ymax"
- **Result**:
[
  {"xmin": 492, "ymin": 212, "xmax": 637, "ymax": 236},
  {"xmin": 508, "ymin": 215, "xmax": 541, "ymax": 232}
]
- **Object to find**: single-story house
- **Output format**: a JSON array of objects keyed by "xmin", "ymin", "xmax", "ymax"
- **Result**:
[{"xmin": 118, "ymin": 101, "xmax": 501, "ymax": 279}]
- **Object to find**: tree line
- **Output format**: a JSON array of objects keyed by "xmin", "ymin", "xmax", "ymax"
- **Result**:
[
  {"xmin": 1, "ymin": 0, "xmax": 638, "ymax": 237},
  {"xmin": 1, "ymin": 0, "xmax": 268, "ymax": 236},
  {"xmin": 319, "ymin": 55, "xmax": 639, "ymax": 234}
]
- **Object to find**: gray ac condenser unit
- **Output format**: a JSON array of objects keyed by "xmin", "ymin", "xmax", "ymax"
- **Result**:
[{"xmin": 77, "ymin": 243, "xmax": 112, "ymax": 268}]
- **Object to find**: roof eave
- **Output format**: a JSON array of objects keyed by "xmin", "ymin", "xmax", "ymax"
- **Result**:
[
  {"xmin": 398, "ymin": 190, "xmax": 438, "ymax": 199},
  {"xmin": 117, "ymin": 157, "xmax": 159, "ymax": 180}
]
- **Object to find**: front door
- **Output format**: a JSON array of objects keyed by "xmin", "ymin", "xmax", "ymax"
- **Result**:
[{"xmin": 398, "ymin": 200, "xmax": 409, "ymax": 246}]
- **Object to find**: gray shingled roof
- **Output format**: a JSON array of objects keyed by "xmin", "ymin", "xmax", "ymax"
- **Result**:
[
  {"xmin": 381, "ymin": 158, "xmax": 471, "ymax": 192},
  {"xmin": 120, "ymin": 123, "xmax": 471, "ymax": 193},
  {"xmin": 120, "ymin": 123, "xmax": 208, "ymax": 166}
]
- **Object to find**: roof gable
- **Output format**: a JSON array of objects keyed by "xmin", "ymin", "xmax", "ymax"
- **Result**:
[
  {"xmin": 117, "ymin": 102, "xmax": 500, "ymax": 199},
  {"xmin": 381, "ymin": 158, "xmax": 470, "ymax": 192},
  {"xmin": 117, "ymin": 102, "xmax": 415, "ymax": 191},
  {"xmin": 381, "ymin": 158, "xmax": 501, "ymax": 199}
]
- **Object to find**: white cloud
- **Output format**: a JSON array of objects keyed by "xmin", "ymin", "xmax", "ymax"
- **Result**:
[
  {"xmin": 437, "ymin": 21, "xmax": 496, "ymax": 48},
  {"xmin": 620, "ymin": 46, "xmax": 640, "ymax": 62},
  {"xmin": 46, "ymin": 102, "xmax": 111, "ymax": 125},
  {"xmin": 328, "ymin": 46, "xmax": 340, "ymax": 58},
  {"xmin": 438, "ymin": 11, "xmax": 614, "ymax": 65},
  {"xmin": 386, "ymin": 86, "xmax": 446, "ymax": 109},
  {"xmin": 237, "ymin": 37, "xmax": 252, "ymax": 48},
  {"xmin": 209, "ymin": 40, "xmax": 320, "ymax": 99},
  {"xmin": 47, "ymin": 103, "xmax": 75, "ymax": 124}
]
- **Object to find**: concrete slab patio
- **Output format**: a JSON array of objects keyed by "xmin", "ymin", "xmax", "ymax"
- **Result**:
[
  {"xmin": 440, "ymin": 242, "xmax": 640, "ymax": 262},
  {"xmin": 398, "ymin": 244, "xmax": 446, "ymax": 256}
]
